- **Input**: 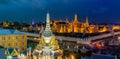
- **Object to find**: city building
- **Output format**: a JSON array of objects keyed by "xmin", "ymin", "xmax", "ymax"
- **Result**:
[{"xmin": 0, "ymin": 28, "xmax": 27, "ymax": 51}]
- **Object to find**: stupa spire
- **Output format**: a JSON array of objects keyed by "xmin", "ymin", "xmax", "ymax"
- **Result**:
[
  {"xmin": 42, "ymin": 13, "xmax": 53, "ymax": 37},
  {"xmin": 45, "ymin": 13, "xmax": 51, "ymax": 31},
  {"xmin": 33, "ymin": 12, "xmax": 62, "ymax": 59}
]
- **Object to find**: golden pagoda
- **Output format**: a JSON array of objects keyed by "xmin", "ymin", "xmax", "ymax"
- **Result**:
[{"xmin": 73, "ymin": 14, "xmax": 79, "ymax": 33}]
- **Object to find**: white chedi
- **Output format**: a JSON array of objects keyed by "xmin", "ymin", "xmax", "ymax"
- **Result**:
[{"xmin": 33, "ymin": 13, "xmax": 56, "ymax": 59}]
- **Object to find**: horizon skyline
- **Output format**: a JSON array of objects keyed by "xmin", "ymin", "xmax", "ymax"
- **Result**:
[{"xmin": 0, "ymin": 12, "xmax": 119, "ymax": 24}]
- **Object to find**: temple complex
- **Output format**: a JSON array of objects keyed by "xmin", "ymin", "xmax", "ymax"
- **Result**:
[
  {"xmin": 51, "ymin": 14, "xmax": 120, "ymax": 33},
  {"xmin": 51, "ymin": 14, "xmax": 91, "ymax": 33}
]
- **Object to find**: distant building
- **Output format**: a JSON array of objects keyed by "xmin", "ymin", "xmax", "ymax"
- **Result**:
[
  {"xmin": 91, "ymin": 53, "xmax": 117, "ymax": 59},
  {"xmin": 0, "ymin": 28, "xmax": 27, "ymax": 51},
  {"xmin": 51, "ymin": 14, "xmax": 109, "ymax": 33},
  {"xmin": 0, "ymin": 46, "xmax": 5, "ymax": 59}
]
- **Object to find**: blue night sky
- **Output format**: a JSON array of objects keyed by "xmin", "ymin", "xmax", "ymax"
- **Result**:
[{"xmin": 0, "ymin": 0, "xmax": 120, "ymax": 23}]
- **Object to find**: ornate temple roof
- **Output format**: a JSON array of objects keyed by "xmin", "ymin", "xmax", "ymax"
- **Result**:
[{"xmin": 6, "ymin": 48, "xmax": 19, "ymax": 57}]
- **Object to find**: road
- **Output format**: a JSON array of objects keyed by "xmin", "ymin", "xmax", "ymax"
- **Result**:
[{"xmin": 25, "ymin": 31, "xmax": 120, "ymax": 44}]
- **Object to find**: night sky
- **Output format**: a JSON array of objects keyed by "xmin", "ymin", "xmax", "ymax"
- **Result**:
[{"xmin": 0, "ymin": 0, "xmax": 120, "ymax": 23}]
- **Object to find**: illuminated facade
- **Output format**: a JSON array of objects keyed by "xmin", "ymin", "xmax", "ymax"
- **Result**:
[
  {"xmin": 112, "ymin": 25, "xmax": 120, "ymax": 30},
  {"xmin": 51, "ymin": 14, "xmax": 120, "ymax": 33},
  {"xmin": 0, "ymin": 29, "xmax": 27, "ymax": 51},
  {"xmin": 32, "ymin": 13, "xmax": 62, "ymax": 59},
  {"xmin": 51, "ymin": 14, "xmax": 92, "ymax": 33}
]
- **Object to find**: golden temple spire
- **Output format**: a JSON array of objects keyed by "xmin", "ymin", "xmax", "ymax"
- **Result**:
[
  {"xmin": 60, "ymin": 25, "xmax": 63, "ymax": 33},
  {"xmin": 74, "ymin": 14, "xmax": 78, "ymax": 22},
  {"xmin": 66, "ymin": 18, "xmax": 69, "ymax": 23},
  {"xmin": 85, "ymin": 16, "xmax": 89, "ymax": 27}
]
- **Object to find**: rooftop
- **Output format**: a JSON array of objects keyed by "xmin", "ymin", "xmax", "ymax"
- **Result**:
[{"xmin": 0, "ymin": 28, "xmax": 24, "ymax": 35}]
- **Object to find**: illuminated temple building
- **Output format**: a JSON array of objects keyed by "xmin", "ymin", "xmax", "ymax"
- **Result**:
[
  {"xmin": 51, "ymin": 14, "xmax": 120, "ymax": 33},
  {"xmin": 32, "ymin": 13, "xmax": 62, "ymax": 59},
  {"xmin": 51, "ymin": 14, "xmax": 90, "ymax": 33}
]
